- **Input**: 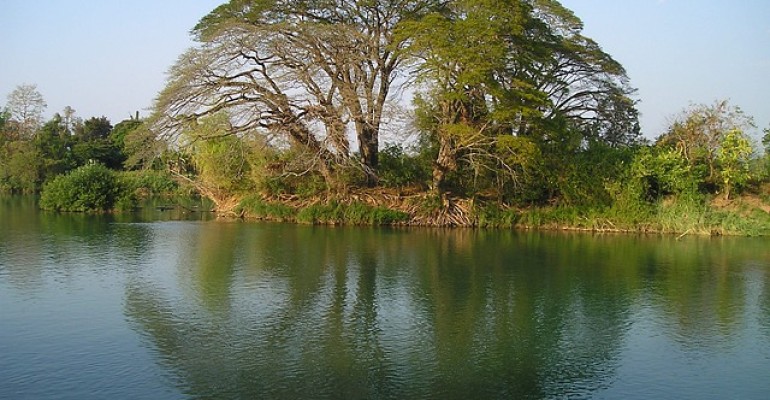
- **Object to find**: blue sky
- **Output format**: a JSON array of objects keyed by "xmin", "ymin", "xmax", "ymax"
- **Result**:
[
  {"xmin": 561, "ymin": 0, "xmax": 770, "ymax": 138},
  {"xmin": 0, "ymin": 1, "xmax": 221, "ymax": 122},
  {"xmin": 1, "ymin": 1, "xmax": 768, "ymax": 140}
]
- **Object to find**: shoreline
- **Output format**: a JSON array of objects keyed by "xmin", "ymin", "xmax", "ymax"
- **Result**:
[{"xmin": 229, "ymin": 191, "xmax": 770, "ymax": 237}]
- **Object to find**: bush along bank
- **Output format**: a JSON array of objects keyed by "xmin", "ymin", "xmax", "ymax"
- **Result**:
[
  {"xmin": 38, "ymin": 164, "xmax": 770, "ymax": 235},
  {"xmin": 39, "ymin": 163, "xmax": 192, "ymax": 213},
  {"xmin": 39, "ymin": 163, "xmax": 131, "ymax": 212}
]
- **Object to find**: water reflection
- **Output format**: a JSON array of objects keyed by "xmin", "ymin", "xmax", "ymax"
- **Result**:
[
  {"xmin": 2, "ymin": 196, "xmax": 770, "ymax": 399},
  {"xmin": 0, "ymin": 196, "xmax": 159, "ymax": 291},
  {"xmin": 763, "ymin": 266, "xmax": 770, "ymax": 340},
  {"xmin": 120, "ymin": 225, "xmax": 770, "ymax": 399}
]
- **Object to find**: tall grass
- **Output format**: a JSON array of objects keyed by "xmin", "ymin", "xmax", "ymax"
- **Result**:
[
  {"xmin": 236, "ymin": 196, "xmax": 295, "ymax": 221},
  {"xmin": 296, "ymin": 201, "xmax": 409, "ymax": 225},
  {"xmin": 236, "ymin": 197, "xmax": 409, "ymax": 226},
  {"xmin": 488, "ymin": 195, "xmax": 770, "ymax": 236}
]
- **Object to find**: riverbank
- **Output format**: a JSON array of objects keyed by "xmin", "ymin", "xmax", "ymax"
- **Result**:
[{"xmin": 231, "ymin": 190, "xmax": 770, "ymax": 237}]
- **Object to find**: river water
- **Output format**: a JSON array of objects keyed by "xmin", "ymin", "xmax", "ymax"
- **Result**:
[{"xmin": 1, "ymin": 196, "xmax": 769, "ymax": 399}]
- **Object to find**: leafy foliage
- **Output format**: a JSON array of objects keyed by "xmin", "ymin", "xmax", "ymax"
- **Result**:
[
  {"xmin": 630, "ymin": 146, "xmax": 702, "ymax": 200},
  {"xmin": 656, "ymin": 100, "xmax": 755, "ymax": 187},
  {"xmin": 39, "ymin": 163, "xmax": 130, "ymax": 212},
  {"xmin": 717, "ymin": 129, "xmax": 753, "ymax": 199},
  {"xmin": 0, "ymin": 140, "xmax": 43, "ymax": 193},
  {"xmin": 34, "ymin": 115, "xmax": 78, "ymax": 177},
  {"xmin": 185, "ymin": 113, "xmax": 253, "ymax": 194},
  {"xmin": 118, "ymin": 169, "xmax": 180, "ymax": 197},
  {"xmin": 296, "ymin": 201, "xmax": 409, "ymax": 225},
  {"xmin": 400, "ymin": 0, "xmax": 639, "ymax": 195},
  {"xmin": 377, "ymin": 144, "xmax": 431, "ymax": 189}
]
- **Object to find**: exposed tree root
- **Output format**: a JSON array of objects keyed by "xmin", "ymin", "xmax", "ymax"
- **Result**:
[{"xmin": 256, "ymin": 188, "xmax": 478, "ymax": 227}]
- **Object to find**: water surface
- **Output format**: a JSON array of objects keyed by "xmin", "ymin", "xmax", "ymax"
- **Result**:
[{"xmin": 1, "ymin": 196, "xmax": 769, "ymax": 399}]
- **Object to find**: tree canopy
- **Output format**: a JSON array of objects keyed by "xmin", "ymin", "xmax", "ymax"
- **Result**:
[
  {"xmin": 152, "ymin": 0, "xmax": 448, "ymax": 187},
  {"xmin": 396, "ymin": 0, "xmax": 639, "ymax": 193},
  {"xmin": 150, "ymin": 0, "xmax": 638, "ymax": 195}
]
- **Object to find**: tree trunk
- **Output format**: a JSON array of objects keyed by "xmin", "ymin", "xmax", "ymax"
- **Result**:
[
  {"xmin": 431, "ymin": 134, "xmax": 456, "ymax": 194},
  {"xmin": 286, "ymin": 122, "xmax": 338, "ymax": 189},
  {"xmin": 358, "ymin": 125, "xmax": 379, "ymax": 187},
  {"xmin": 431, "ymin": 166, "xmax": 446, "ymax": 195}
]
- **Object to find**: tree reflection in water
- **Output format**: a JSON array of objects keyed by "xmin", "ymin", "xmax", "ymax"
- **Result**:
[
  {"xmin": 123, "ymin": 224, "xmax": 770, "ymax": 399},
  {"xmin": 3, "ymin": 197, "xmax": 765, "ymax": 398}
]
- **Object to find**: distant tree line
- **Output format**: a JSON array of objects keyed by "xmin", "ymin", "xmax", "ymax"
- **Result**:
[
  {"xmin": 0, "ymin": 85, "xmax": 182, "ymax": 212},
  {"xmin": 0, "ymin": 84, "xmax": 146, "ymax": 193}
]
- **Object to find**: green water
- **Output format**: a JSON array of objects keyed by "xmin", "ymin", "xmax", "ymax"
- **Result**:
[{"xmin": 1, "ymin": 195, "xmax": 769, "ymax": 399}]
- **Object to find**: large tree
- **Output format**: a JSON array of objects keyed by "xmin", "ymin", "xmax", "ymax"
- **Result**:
[
  {"xmin": 152, "ymin": 0, "xmax": 447, "ymax": 187},
  {"xmin": 150, "ymin": 0, "xmax": 637, "ymax": 198},
  {"xmin": 399, "ymin": 0, "xmax": 639, "ymax": 194},
  {"xmin": 527, "ymin": 0, "xmax": 640, "ymax": 145}
]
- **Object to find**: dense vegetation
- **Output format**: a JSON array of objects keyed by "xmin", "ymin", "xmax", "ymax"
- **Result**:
[
  {"xmin": 0, "ymin": 90, "xmax": 186, "ymax": 211},
  {"xmin": 39, "ymin": 163, "xmax": 126, "ymax": 212},
  {"xmin": 2, "ymin": 0, "xmax": 770, "ymax": 234}
]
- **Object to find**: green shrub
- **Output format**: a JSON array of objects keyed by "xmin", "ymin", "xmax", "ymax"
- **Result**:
[
  {"xmin": 369, "ymin": 207, "xmax": 410, "ymax": 225},
  {"xmin": 119, "ymin": 169, "xmax": 179, "ymax": 197},
  {"xmin": 343, "ymin": 202, "xmax": 409, "ymax": 225},
  {"xmin": 378, "ymin": 145, "xmax": 430, "ymax": 188},
  {"xmin": 294, "ymin": 174, "xmax": 328, "ymax": 198},
  {"xmin": 296, "ymin": 201, "xmax": 408, "ymax": 225},
  {"xmin": 254, "ymin": 170, "xmax": 328, "ymax": 199},
  {"xmin": 296, "ymin": 202, "xmax": 344, "ymax": 224},
  {"xmin": 40, "ymin": 163, "xmax": 133, "ymax": 212},
  {"xmin": 236, "ymin": 196, "xmax": 295, "ymax": 220},
  {"xmin": 631, "ymin": 146, "xmax": 704, "ymax": 200},
  {"xmin": 475, "ymin": 205, "xmax": 519, "ymax": 228}
]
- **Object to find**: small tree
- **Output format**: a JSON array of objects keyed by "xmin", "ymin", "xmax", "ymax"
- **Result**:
[
  {"xmin": 6, "ymin": 84, "xmax": 47, "ymax": 138},
  {"xmin": 657, "ymin": 100, "xmax": 754, "ymax": 187},
  {"xmin": 717, "ymin": 129, "xmax": 753, "ymax": 200}
]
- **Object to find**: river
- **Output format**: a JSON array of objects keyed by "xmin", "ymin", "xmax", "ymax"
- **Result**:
[{"xmin": 1, "ymin": 195, "xmax": 769, "ymax": 399}]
